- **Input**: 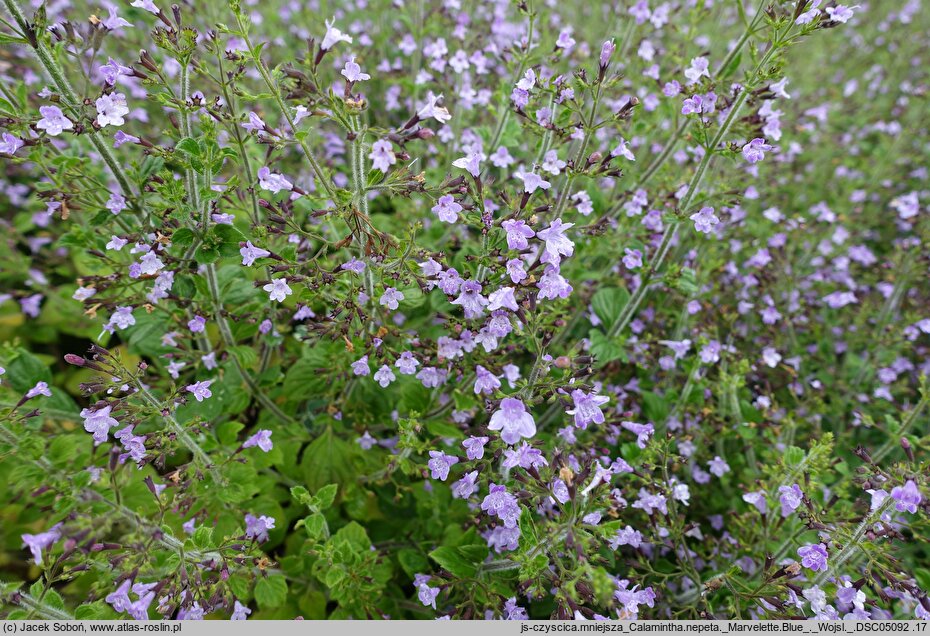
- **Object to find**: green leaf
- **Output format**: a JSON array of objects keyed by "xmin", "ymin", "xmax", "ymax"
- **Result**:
[
  {"xmin": 315, "ymin": 484, "xmax": 338, "ymax": 510},
  {"xmin": 301, "ymin": 427, "xmax": 358, "ymax": 490},
  {"xmin": 397, "ymin": 549, "xmax": 430, "ymax": 578},
  {"xmin": 175, "ymin": 137, "xmax": 200, "ymax": 155},
  {"xmin": 588, "ymin": 330, "xmax": 624, "ymax": 365},
  {"xmin": 254, "ymin": 576, "xmax": 288, "ymax": 609},
  {"xmin": 591, "ymin": 287, "xmax": 630, "ymax": 328},
  {"xmin": 784, "ymin": 446, "xmax": 805, "ymax": 468},
  {"xmin": 428, "ymin": 545, "xmax": 485, "ymax": 578},
  {"xmin": 172, "ymin": 228, "xmax": 195, "ymax": 251}
]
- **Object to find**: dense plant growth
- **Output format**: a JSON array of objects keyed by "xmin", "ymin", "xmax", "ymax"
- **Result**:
[{"xmin": 1, "ymin": 0, "xmax": 929, "ymax": 621}]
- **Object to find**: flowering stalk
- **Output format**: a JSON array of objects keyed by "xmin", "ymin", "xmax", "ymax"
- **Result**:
[{"xmin": 1, "ymin": 0, "xmax": 136, "ymax": 210}]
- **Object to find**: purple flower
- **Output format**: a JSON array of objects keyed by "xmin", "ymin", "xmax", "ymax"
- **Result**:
[
  {"xmin": 369, "ymin": 140, "xmax": 396, "ymax": 173},
  {"xmin": 186, "ymin": 380, "xmax": 213, "ymax": 402},
  {"xmin": 566, "ymin": 389, "xmax": 609, "ymax": 429},
  {"xmin": 742, "ymin": 491, "xmax": 767, "ymax": 514},
  {"xmin": 608, "ymin": 526, "xmax": 643, "ymax": 550},
  {"xmin": 684, "ymin": 56, "xmax": 710, "ymax": 84},
  {"xmin": 622, "ymin": 248, "xmax": 643, "ymax": 269},
  {"xmin": 481, "ymin": 483, "xmax": 521, "ymax": 527},
  {"xmin": 374, "ymin": 364, "xmax": 396, "ymax": 388},
  {"xmin": 415, "ymin": 576, "xmax": 440, "ymax": 609},
  {"xmin": 474, "ymin": 365, "xmax": 501, "ymax": 395},
  {"xmin": 501, "ymin": 219, "xmax": 535, "ymax": 250},
  {"xmin": 487, "ymin": 287, "xmax": 518, "ymax": 312},
  {"xmin": 106, "ymin": 192, "xmax": 127, "ymax": 215},
  {"xmin": 621, "ymin": 421, "xmax": 655, "ymax": 448},
  {"xmin": 450, "ymin": 280, "xmax": 488, "ymax": 318},
  {"xmin": 95, "ymin": 93, "xmax": 129, "ymax": 127},
  {"xmin": 463, "ymin": 436, "xmax": 489, "ymax": 460},
  {"xmin": 352, "ymin": 355, "xmax": 370, "ymax": 376},
  {"xmin": 431, "ymin": 194, "xmax": 462, "ymax": 223},
  {"xmin": 536, "ymin": 218, "xmax": 575, "ymax": 264},
  {"xmin": 798, "ymin": 543, "xmax": 829, "ymax": 572},
  {"xmin": 242, "ymin": 111, "xmax": 266, "ymax": 133},
  {"xmin": 188, "ymin": 315, "xmax": 207, "ymax": 333},
  {"xmin": 742, "ymin": 138, "xmax": 773, "ymax": 164},
  {"xmin": 380, "ymin": 287, "xmax": 404, "ymax": 310},
  {"xmin": 521, "ymin": 172, "xmax": 551, "ymax": 194},
  {"xmin": 105, "ymin": 580, "xmax": 133, "ymax": 613},
  {"xmin": 890, "ymin": 480, "xmax": 922, "ymax": 514},
  {"xmin": 36, "ymin": 105, "xmax": 73, "ymax": 136},
  {"xmin": 708, "ymin": 456, "xmax": 730, "ymax": 477},
  {"xmin": 689, "ymin": 206, "xmax": 719, "ymax": 234},
  {"xmin": 416, "ymin": 91, "xmax": 452, "ymax": 124},
  {"xmin": 244, "ymin": 513, "xmax": 275, "ymax": 542},
  {"xmin": 22, "ymin": 524, "xmax": 62, "ymax": 565},
  {"xmin": 243, "ymin": 429, "xmax": 273, "ymax": 452},
  {"xmin": 321, "ymin": 18, "xmax": 353, "ymax": 50},
  {"xmin": 452, "ymin": 150, "xmax": 482, "ymax": 177},
  {"xmin": 0, "ymin": 132, "xmax": 24, "ymax": 155},
  {"xmin": 427, "ymin": 450, "xmax": 459, "ymax": 481},
  {"xmin": 240, "ymin": 241, "xmax": 271, "ymax": 266},
  {"xmin": 502, "ymin": 442, "xmax": 547, "ymax": 470},
  {"xmin": 395, "ymin": 351, "xmax": 419, "ymax": 375},
  {"xmin": 263, "ymin": 278, "xmax": 293, "ymax": 302},
  {"xmin": 81, "ymin": 405, "xmax": 119, "ymax": 445},
  {"xmin": 779, "ymin": 484, "xmax": 804, "ymax": 517},
  {"xmin": 537, "ymin": 265, "xmax": 573, "ymax": 300},
  {"xmin": 257, "ymin": 167, "xmax": 293, "ymax": 193},
  {"xmin": 681, "ymin": 94, "xmax": 704, "ymax": 115},
  {"xmin": 341, "ymin": 56, "xmax": 370, "ymax": 82},
  {"xmin": 452, "ymin": 470, "xmax": 479, "ymax": 499},
  {"xmin": 599, "ymin": 39, "xmax": 616, "ymax": 68},
  {"xmin": 25, "ymin": 381, "xmax": 52, "ymax": 399},
  {"xmin": 231, "ymin": 601, "xmax": 251, "ymax": 621},
  {"xmin": 488, "ymin": 397, "xmax": 537, "ymax": 445}
]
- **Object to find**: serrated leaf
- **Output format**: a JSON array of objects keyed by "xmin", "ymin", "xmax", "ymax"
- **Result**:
[{"xmin": 254, "ymin": 576, "xmax": 288, "ymax": 609}]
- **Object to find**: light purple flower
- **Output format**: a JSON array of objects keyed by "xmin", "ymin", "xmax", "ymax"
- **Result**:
[
  {"xmin": 463, "ymin": 436, "xmax": 489, "ymax": 460},
  {"xmin": 240, "ymin": 241, "xmax": 271, "ymax": 266},
  {"xmin": 742, "ymin": 138, "xmax": 773, "ymax": 164},
  {"xmin": 690, "ymin": 206, "xmax": 718, "ymax": 234},
  {"xmin": 566, "ymin": 390, "xmax": 609, "ymax": 429},
  {"xmin": 890, "ymin": 480, "xmax": 922, "ymax": 514},
  {"xmin": 244, "ymin": 513, "xmax": 275, "ymax": 542},
  {"xmin": 481, "ymin": 482, "xmax": 521, "ymax": 527},
  {"xmin": 263, "ymin": 278, "xmax": 293, "ymax": 302},
  {"xmin": 452, "ymin": 150, "xmax": 482, "ymax": 177},
  {"xmin": 22, "ymin": 525, "xmax": 62, "ymax": 565},
  {"xmin": 521, "ymin": 172, "xmax": 551, "ymax": 194},
  {"xmin": 798, "ymin": 543, "xmax": 829, "ymax": 572},
  {"xmin": 779, "ymin": 484, "xmax": 804, "ymax": 517},
  {"xmin": 341, "ymin": 56, "xmax": 370, "ymax": 82},
  {"xmin": 26, "ymin": 381, "xmax": 52, "ymax": 399},
  {"xmin": 36, "ymin": 106, "xmax": 73, "ymax": 136},
  {"xmin": 243, "ymin": 430, "xmax": 273, "ymax": 452},
  {"xmin": 488, "ymin": 397, "xmax": 536, "ymax": 445},
  {"xmin": 380, "ymin": 287, "xmax": 404, "ymax": 310},
  {"xmin": 431, "ymin": 195, "xmax": 462, "ymax": 223},
  {"xmin": 186, "ymin": 380, "xmax": 213, "ymax": 402},
  {"xmin": 96, "ymin": 93, "xmax": 129, "ymax": 128},
  {"xmin": 427, "ymin": 450, "xmax": 459, "ymax": 481},
  {"xmin": 369, "ymin": 139, "xmax": 396, "ymax": 173},
  {"xmin": 321, "ymin": 18, "xmax": 353, "ymax": 50},
  {"xmin": 501, "ymin": 219, "xmax": 535, "ymax": 250}
]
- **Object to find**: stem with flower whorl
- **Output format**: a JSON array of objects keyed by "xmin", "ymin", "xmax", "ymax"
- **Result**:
[
  {"xmin": 1, "ymin": 0, "xmax": 137, "ymax": 210},
  {"xmin": 231, "ymin": 9, "xmax": 336, "ymax": 201},
  {"xmin": 605, "ymin": 31, "xmax": 785, "ymax": 341},
  {"xmin": 813, "ymin": 497, "xmax": 896, "ymax": 588},
  {"xmin": 203, "ymin": 264, "xmax": 296, "ymax": 424}
]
